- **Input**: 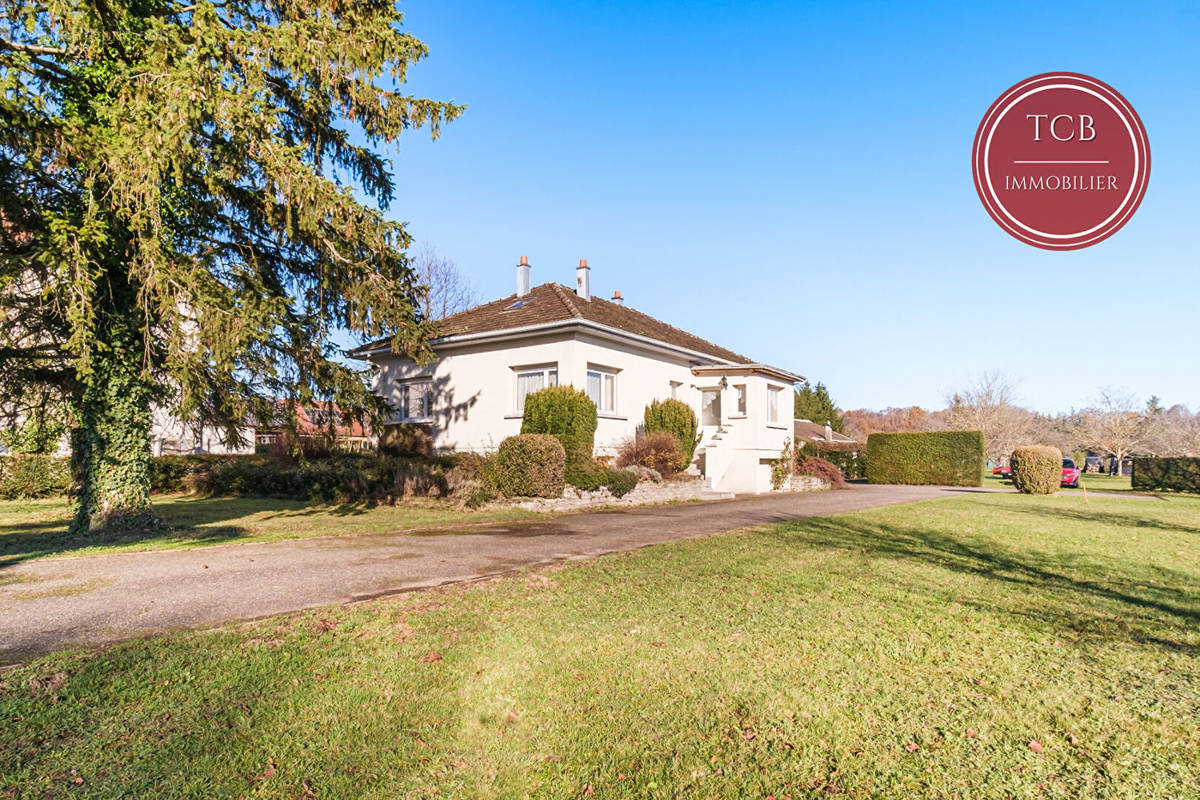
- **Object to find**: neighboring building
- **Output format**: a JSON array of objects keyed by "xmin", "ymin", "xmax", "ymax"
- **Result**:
[
  {"xmin": 793, "ymin": 419, "xmax": 861, "ymax": 450},
  {"xmin": 351, "ymin": 258, "xmax": 803, "ymax": 494},
  {"xmin": 151, "ymin": 406, "xmax": 254, "ymax": 456},
  {"xmin": 253, "ymin": 401, "xmax": 372, "ymax": 452}
]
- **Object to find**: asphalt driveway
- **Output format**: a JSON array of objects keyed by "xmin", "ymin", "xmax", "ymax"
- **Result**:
[{"xmin": 1, "ymin": 484, "xmax": 946, "ymax": 662}]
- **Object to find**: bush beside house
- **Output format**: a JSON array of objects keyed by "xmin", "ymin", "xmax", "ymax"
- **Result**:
[
  {"xmin": 616, "ymin": 432, "xmax": 684, "ymax": 478},
  {"xmin": 1132, "ymin": 457, "xmax": 1200, "ymax": 493},
  {"xmin": 865, "ymin": 431, "xmax": 984, "ymax": 487},
  {"xmin": 643, "ymin": 399, "xmax": 699, "ymax": 471},
  {"xmin": 520, "ymin": 386, "xmax": 598, "ymax": 486},
  {"xmin": 491, "ymin": 435, "xmax": 566, "ymax": 498},
  {"xmin": 1009, "ymin": 445, "xmax": 1061, "ymax": 494}
]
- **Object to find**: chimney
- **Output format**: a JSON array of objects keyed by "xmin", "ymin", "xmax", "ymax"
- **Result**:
[
  {"xmin": 516, "ymin": 255, "xmax": 530, "ymax": 297},
  {"xmin": 825, "ymin": 421, "xmax": 833, "ymax": 441},
  {"xmin": 576, "ymin": 258, "xmax": 591, "ymax": 301},
  {"xmin": 611, "ymin": 290, "xmax": 624, "ymax": 306}
]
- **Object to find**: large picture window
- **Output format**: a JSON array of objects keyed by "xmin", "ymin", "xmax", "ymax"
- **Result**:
[
  {"xmin": 587, "ymin": 367, "xmax": 617, "ymax": 414},
  {"xmin": 515, "ymin": 365, "xmax": 558, "ymax": 412},
  {"xmin": 399, "ymin": 380, "xmax": 433, "ymax": 421}
]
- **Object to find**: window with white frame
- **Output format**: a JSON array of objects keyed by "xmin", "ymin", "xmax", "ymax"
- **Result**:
[
  {"xmin": 587, "ymin": 367, "xmax": 617, "ymax": 414},
  {"xmin": 514, "ymin": 365, "xmax": 558, "ymax": 412},
  {"xmin": 734, "ymin": 384, "xmax": 747, "ymax": 416},
  {"xmin": 670, "ymin": 380, "xmax": 682, "ymax": 399},
  {"xmin": 399, "ymin": 379, "xmax": 433, "ymax": 421},
  {"xmin": 767, "ymin": 385, "xmax": 782, "ymax": 423}
]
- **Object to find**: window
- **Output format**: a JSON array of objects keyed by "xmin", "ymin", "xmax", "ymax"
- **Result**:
[
  {"xmin": 400, "ymin": 379, "xmax": 433, "ymax": 421},
  {"xmin": 670, "ymin": 380, "xmax": 682, "ymax": 399},
  {"xmin": 767, "ymin": 386, "xmax": 782, "ymax": 424},
  {"xmin": 515, "ymin": 365, "xmax": 558, "ymax": 412},
  {"xmin": 734, "ymin": 384, "xmax": 747, "ymax": 416},
  {"xmin": 587, "ymin": 367, "xmax": 617, "ymax": 414}
]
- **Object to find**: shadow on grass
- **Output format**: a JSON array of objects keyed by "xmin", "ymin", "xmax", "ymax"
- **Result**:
[
  {"xmin": 775, "ymin": 513, "xmax": 1200, "ymax": 654},
  {"xmin": 0, "ymin": 495, "xmax": 389, "ymax": 567}
]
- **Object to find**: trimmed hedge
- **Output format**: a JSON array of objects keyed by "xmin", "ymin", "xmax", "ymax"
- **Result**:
[
  {"xmin": 520, "ymin": 386, "xmax": 597, "ymax": 487},
  {"xmin": 151, "ymin": 454, "xmax": 243, "ymax": 494},
  {"xmin": 194, "ymin": 453, "xmax": 456, "ymax": 503},
  {"xmin": 643, "ymin": 399, "xmax": 699, "ymax": 471},
  {"xmin": 865, "ymin": 431, "xmax": 984, "ymax": 487},
  {"xmin": 492, "ymin": 434, "xmax": 566, "ymax": 498},
  {"xmin": 1132, "ymin": 457, "xmax": 1200, "ymax": 493},
  {"xmin": 1010, "ymin": 445, "xmax": 1061, "ymax": 495},
  {"xmin": 0, "ymin": 455, "xmax": 72, "ymax": 499}
]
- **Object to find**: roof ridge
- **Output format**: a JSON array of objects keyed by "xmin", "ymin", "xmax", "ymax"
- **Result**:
[{"xmin": 548, "ymin": 282, "xmax": 583, "ymax": 318}]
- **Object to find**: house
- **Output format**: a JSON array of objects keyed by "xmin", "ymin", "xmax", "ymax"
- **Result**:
[
  {"xmin": 253, "ymin": 401, "xmax": 372, "ymax": 452},
  {"xmin": 793, "ymin": 419, "xmax": 861, "ymax": 451},
  {"xmin": 351, "ymin": 258, "xmax": 803, "ymax": 494}
]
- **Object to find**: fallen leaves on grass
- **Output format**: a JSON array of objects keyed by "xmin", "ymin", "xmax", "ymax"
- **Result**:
[
  {"xmin": 27, "ymin": 672, "xmax": 66, "ymax": 697},
  {"xmin": 420, "ymin": 650, "xmax": 442, "ymax": 663},
  {"xmin": 253, "ymin": 758, "xmax": 276, "ymax": 782},
  {"xmin": 1028, "ymin": 739, "xmax": 1044, "ymax": 753}
]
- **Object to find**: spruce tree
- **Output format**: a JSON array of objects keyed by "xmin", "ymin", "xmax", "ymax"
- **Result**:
[
  {"xmin": 793, "ymin": 382, "xmax": 844, "ymax": 433},
  {"xmin": 0, "ymin": 1, "xmax": 462, "ymax": 531}
]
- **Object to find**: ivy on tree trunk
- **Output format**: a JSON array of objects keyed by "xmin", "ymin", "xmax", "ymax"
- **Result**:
[{"xmin": 1, "ymin": 0, "xmax": 463, "ymax": 531}]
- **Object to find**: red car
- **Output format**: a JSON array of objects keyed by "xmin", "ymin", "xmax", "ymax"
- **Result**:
[
  {"xmin": 992, "ymin": 465, "xmax": 1011, "ymax": 477},
  {"xmin": 1061, "ymin": 458, "xmax": 1081, "ymax": 488}
]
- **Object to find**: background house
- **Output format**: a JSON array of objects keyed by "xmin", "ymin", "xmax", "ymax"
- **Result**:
[{"xmin": 353, "ymin": 258, "xmax": 802, "ymax": 493}]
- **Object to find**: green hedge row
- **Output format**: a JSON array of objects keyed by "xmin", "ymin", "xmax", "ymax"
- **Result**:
[
  {"xmin": 865, "ymin": 431, "xmax": 984, "ymax": 487},
  {"xmin": 0, "ymin": 455, "xmax": 73, "ymax": 500},
  {"xmin": 1131, "ymin": 457, "xmax": 1200, "ymax": 493}
]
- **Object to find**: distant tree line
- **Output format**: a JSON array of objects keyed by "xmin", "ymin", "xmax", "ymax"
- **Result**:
[{"xmin": 837, "ymin": 373, "xmax": 1200, "ymax": 463}]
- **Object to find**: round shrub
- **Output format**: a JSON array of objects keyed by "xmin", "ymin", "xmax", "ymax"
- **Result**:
[
  {"xmin": 0, "ymin": 455, "xmax": 73, "ymax": 499},
  {"xmin": 493, "ymin": 434, "xmax": 566, "ymax": 498},
  {"xmin": 603, "ymin": 467, "xmax": 638, "ymax": 498},
  {"xmin": 1010, "ymin": 445, "xmax": 1062, "ymax": 495},
  {"xmin": 520, "ymin": 386, "xmax": 597, "ymax": 486},
  {"xmin": 615, "ymin": 431, "xmax": 685, "ymax": 478},
  {"xmin": 643, "ymin": 399, "xmax": 699, "ymax": 471}
]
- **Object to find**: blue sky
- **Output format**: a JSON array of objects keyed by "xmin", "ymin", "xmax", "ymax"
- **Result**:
[{"xmin": 373, "ymin": 0, "xmax": 1199, "ymax": 413}]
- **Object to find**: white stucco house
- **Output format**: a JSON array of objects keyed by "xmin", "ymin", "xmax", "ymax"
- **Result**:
[{"xmin": 351, "ymin": 258, "xmax": 803, "ymax": 494}]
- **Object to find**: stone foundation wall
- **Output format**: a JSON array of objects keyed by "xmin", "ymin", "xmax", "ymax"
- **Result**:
[
  {"xmin": 787, "ymin": 475, "xmax": 832, "ymax": 492},
  {"xmin": 516, "ymin": 479, "xmax": 732, "ymax": 513}
]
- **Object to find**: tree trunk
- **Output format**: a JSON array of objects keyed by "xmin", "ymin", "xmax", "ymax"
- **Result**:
[{"xmin": 70, "ymin": 269, "xmax": 157, "ymax": 534}]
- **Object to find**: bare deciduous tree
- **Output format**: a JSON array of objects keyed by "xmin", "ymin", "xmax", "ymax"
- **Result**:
[
  {"xmin": 412, "ymin": 245, "xmax": 481, "ymax": 321},
  {"xmin": 942, "ymin": 372, "xmax": 1034, "ymax": 463},
  {"xmin": 1072, "ymin": 389, "xmax": 1148, "ymax": 467}
]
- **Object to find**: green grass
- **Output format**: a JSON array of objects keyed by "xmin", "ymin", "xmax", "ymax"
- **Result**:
[
  {"xmin": 0, "ymin": 495, "xmax": 541, "ymax": 564},
  {"xmin": 983, "ymin": 471, "xmax": 1136, "ymax": 493},
  {"xmin": 2, "ymin": 491, "xmax": 1197, "ymax": 798}
]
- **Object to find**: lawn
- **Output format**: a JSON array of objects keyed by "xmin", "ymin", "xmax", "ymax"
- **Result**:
[
  {"xmin": 983, "ymin": 471, "xmax": 1136, "ymax": 493},
  {"xmin": 2, "ymin": 491, "xmax": 1197, "ymax": 798},
  {"xmin": 0, "ymin": 495, "xmax": 541, "ymax": 564}
]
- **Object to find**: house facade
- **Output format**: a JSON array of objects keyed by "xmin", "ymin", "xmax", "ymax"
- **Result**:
[{"xmin": 353, "ymin": 258, "xmax": 802, "ymax": 494}]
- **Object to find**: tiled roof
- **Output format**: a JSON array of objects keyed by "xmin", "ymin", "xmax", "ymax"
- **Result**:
[
  {"xmin": 352, "ymin": 283, "xmax": 752, "ymax": 364},
  {"xmin": 794, "ymin": 419, "xmax": 860, "ymax": 445}
]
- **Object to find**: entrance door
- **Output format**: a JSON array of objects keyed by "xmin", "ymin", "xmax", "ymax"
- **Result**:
[{"xmin": 701, "ymin": 389, "xmax": 722, "ymax": 427}]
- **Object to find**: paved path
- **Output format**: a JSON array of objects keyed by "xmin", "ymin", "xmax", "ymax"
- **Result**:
[{"xmin": 1, "ymin": 485, "xmax": 945, "ymax": 662}]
